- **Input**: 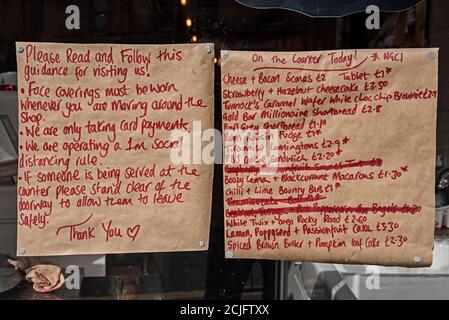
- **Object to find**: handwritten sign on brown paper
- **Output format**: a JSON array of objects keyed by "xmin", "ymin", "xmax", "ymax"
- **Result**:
[
  {"xmin": 221, "ymin": 48, "xmax": 438, "ymax": 267},
  {"xmin": 16, "ymin": 42, "xmax": 214, "ymax": 256}
]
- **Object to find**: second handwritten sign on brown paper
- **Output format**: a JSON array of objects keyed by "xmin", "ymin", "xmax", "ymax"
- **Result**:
[
  {"xmin": 221, "ymin": 49, "xmax": 438, "ymax": 267},
  {"xmin": 17, "ymin": 42, "xmax": 214, "ymax": 256}
]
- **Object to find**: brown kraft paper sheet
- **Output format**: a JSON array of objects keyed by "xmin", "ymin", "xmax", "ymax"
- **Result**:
[
  {"xmin": 16, "ymin": 42, "xmax": 214, "ymax": 256},
  {"xmin": 221, "ymin": 48, "xmax": 438, "ymax": 267}
]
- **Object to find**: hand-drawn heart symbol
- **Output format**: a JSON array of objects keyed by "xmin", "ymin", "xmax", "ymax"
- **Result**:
[{"xmin": 127, "ymin": 224, "xmax": 141, "ymax": 241}]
